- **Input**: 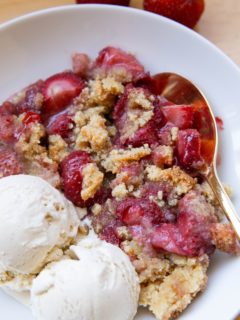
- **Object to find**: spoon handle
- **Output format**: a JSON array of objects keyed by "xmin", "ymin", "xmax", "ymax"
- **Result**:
[{"xmin": 206, "ymin": 165, "xmax": 240, "ymax": 240}]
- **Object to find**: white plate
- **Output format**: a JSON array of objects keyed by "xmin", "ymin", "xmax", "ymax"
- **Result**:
[{"xmin": 0, "ymin": 5, "xmax": 240, "ymax": 320}]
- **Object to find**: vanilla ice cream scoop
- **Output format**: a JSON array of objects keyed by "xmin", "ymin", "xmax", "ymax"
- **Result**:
[
  {"xmin": 31, "ymin": 238, "xmax": 140, "ymax": 320},
  {"xmin": 0, "ymin": 175, "xmax": 79, "ymax": 275}
]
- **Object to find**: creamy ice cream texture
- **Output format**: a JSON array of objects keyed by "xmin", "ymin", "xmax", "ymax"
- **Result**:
[
  {"xmin": 31, "ymin": 238, "xmax": 140, "ymax": 320},
  {"xmin": 0, "ymin": 174, "xmax": 80, "ymax": 275}
]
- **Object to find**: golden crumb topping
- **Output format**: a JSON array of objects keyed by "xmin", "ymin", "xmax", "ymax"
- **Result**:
[
  {"xmin": 140, "ymin": 262, "xmax": 208, "ymax": 320},
  {"xmin": 48, "ymin": 135, "xmax": 69, "ymax": 163},
  {"xmin": 81, "ymin": 163, "xmax": 104, "ymax": 201},
  {"xmin": 102, "ymin": 145, "xmax": 151, "ymax": 173},
  {"xmin": 146, "ymin": 165, "xmax": 196, "ymax": 195}
]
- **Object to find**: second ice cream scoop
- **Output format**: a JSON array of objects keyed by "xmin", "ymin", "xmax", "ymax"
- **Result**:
[{"xmin": 31, "ymin": 238, "xmax": 140, "ymax": 320}]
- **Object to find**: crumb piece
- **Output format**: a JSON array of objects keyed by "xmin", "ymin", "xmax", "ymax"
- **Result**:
[
  {"xmin": 120, "ymin": 88, "xmax": 154, "ymax": 141},
  {"xmin": 121, "ymin": 240, "xmax": 143, "ymax": 260},
  {"xmin": 153, "ymin": 145, "xmax": 173, "ymax": 167},
  {"xmin": 116, "ymin": 226, "xmax": 132, "ymax": 241},
  {"xmin": 15, "ymin": 123, "xmax": 51, "ymax": 163},
  {"xmin": 146, "ymin": 165, "xmax": 196, "ymax": 195},
  {"xmin": 140, "ymin": 263, "xmax": 208, "ymax": 320},
  {"xmin": 75, "ymin": 77, "xmax": 124, "ymax": 110},
  {"xmin": 93, "ymin": 67, "xmax": 134, "ymax": 83},
  {"xmin": 81, "ymin": 163, "xmax": 104, "ymax": 201},
  {"xmin": 102, "ymin": 145, "xmax": 151, "ymax": 173},
  {"xmin": 74, "ymin": 110, "xmax": 111, "ymax": 152},
  {"xmin": 197, "ymin": 181, "xmax": 216, "ymax": 204},
  {"xmin": 171, "ymin": 127, "xmax": 179, "ymax": 142},
  {"xmin": 211, "ymin": 223, "xmax": 240, "ymax": 255},
  {"xmin": 48, "ymin": 135, "xmax": 69, "ymax": 163},
  {"xmin": 128, "ymin": 89, "xmax": 154, "ymax": 110},
  {"xmin": 107, "ymin": 125, "xmax": 117, "ymax": 137},
  {"xmin": 133, "ymin": 189, "xmax": 141, "ymax": 198},
  {"xmin": 112, "ymin": 183, "xmax": 129, "ymax": 199},
  {"xmin": 91, "ymin": 204, "xmax": 102, "ymax": 216},
  {"xmin": 133, "ymin": 254, "xmax": 171, "ymax": 284}
]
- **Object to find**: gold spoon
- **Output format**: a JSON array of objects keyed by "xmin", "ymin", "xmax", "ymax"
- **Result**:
[{"xmin": 153, "ymin": 72, "xmax": 240, "ymax": 239}]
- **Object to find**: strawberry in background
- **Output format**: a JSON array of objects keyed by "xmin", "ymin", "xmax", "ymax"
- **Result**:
[
  {"xmin": 143, "ymin": 0, "xmax": 205, "ymax": 28},
  {"xmin": 76, "ymin": 0, "xmax": 130, "ymax": 5},
  {"xmin": 76, "ymin": 0, "xmax": 205, "ymax": 29}
]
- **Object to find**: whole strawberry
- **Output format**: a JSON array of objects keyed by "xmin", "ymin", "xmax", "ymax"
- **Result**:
[
  {"xmin": 76, "ymin": 0, "xmax": 130, "ymax": 5},
  {"xmin": 144, "ymin": 0, "xmax": 205, "ymax": 28}
]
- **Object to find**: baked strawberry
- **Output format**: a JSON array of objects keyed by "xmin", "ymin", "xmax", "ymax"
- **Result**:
[
  {"xmin": 0, "ymin": 148, "xmax": 22, "ymax": 177},
  {"xmin": 177, "ymin": 129, "xmax": 202, "ymax": 168},
  {"xmin": 60, "ymin": 151, "xmax": 91, "ymax": 207},
  {"xmin": 151, "ymin": 224, "xmax": 187, "ymax": 255},
  {"xmin": 76, "ymin": 0, "xmax": 130, "ymax": 5},
  {"xmin": 0, "ymin": 101, "xmax": 16, "ymax": 115},
  {"xmin": 100, "ymin": 225, "xmax": 121, "ymax": 246},
  {"xmin": 116, "ymin": 198, "xmax": 165, "ymax": 226},
  {"xmin": 16, "ymin": 81, "xmax": 44, "ymax": 115},
  {"xmin": 151, "ymin": 191, "xmax": 216, "ymax": 256},
  {"xmin": 42, "ymin": 72, "xmax": 85, "ymax": 116},
  {"xmin": 22, "ymin": 112, "xmax": 41, "ymax": 125},
  {"xmin": 47, "ymin": 112, "xmax": 74, "ymax": 140},
  {"xmin": 92, "ymin": 47, "xmax": 145, "ymax": 82},
  {"xmin": 144, "ymin": 0, "xmax": 205, "ymax": 29},
  {"xmin": 162, "ymin": 105, "xmax": 194, "ymax": 129}
]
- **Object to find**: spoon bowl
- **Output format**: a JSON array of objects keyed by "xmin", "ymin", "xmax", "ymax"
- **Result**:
[{"xmin": 154, "ymin": 72, "xmax": 240, "ymax": 239}]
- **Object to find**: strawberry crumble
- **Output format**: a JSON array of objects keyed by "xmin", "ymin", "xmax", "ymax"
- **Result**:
[{"xmin": 0, "ymin": 46, "xmax": 239, "ymax": 320}]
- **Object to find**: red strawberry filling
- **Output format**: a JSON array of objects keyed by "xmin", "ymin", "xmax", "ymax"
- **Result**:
[
  {"xmin": 162, "ymin": 104, "xmax": 194, "ymax": 129},
  {"xmin": 60, "ymin": 151, "xmax": 92, "ymax": 207},
  {"xmin": 177, "ymin": 129, "xmax": 203, "ymax": 169},
  {"xmin": 42, "ymin": 72, "xmax": 85, "ymax": 116},
  {"xmin": 92, "ymin": 46, "xmax": 145, "ymax": 81},
  {"xmin": 47, "ymin": 111, "xmax": 74, "ymax": 141}
]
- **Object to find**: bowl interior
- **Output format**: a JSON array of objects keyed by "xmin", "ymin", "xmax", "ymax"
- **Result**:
[{"xmin": 0, "ymin": 5, "xmax": 240, "ymax": 320}]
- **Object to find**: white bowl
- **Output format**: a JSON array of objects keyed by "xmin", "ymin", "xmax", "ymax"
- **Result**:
[{"xmin": 0, "ymin": 5, "xmax": 240, "ymax": 320}]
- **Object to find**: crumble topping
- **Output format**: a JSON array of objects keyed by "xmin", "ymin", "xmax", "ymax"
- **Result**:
[
  {"xmin": 0, "ymin": 46, "xmax": 237, "ymax": 320},
  {"xmin": 102, "ymin": 145, "xmax": 151, "ymax": 173},
  {"xmin": 15, "ymin": 123, "xmax": 51, "ymax": 163},
  {"xmin": 81, "ymin": 163, "xmax": 104, "ymax": 201},
  {"xmin": 74, "ymin": 109, "xmax": 112, "ymax": 152},
  {"xmin": 140, "ymin": 262, "xmax": 208, "ymax": 320},
  {"xmin": 120, "ymin": 88, "xmax": 155, "ymax": 141},
  {"xmin": 170, "ymin": 127, "xmax": 179, "ymax": 142},
  {"xmin": 211, "ymin": 223, "xmax": 240, "ymax": 255},
  {"xmin": 91, "ymin": 203, "xmax": 102, "ymax": 216},
  {"xmin": 48, "ymin": 135, "xmax": 69, "ymax": 163},
  {"xmin": 112, "ymin": 183, "xmax": 129, "ymax": 199},
  {"xmin": 146, "ymin": 165, "xmax": 196, "ymax": 195},
  {"xmin": 74, "ymin": 77, "xmax": 124, "ymax": 111}
]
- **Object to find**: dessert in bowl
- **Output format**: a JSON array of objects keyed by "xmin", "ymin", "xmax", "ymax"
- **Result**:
[{"xmin": 0, "ymin": 5, "xmax": 240, "ymax": 320}]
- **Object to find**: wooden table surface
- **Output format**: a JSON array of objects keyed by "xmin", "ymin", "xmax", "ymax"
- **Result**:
[{"xmin": 0, "ymin": 0, "xmax": 240, "ymax": 66}]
